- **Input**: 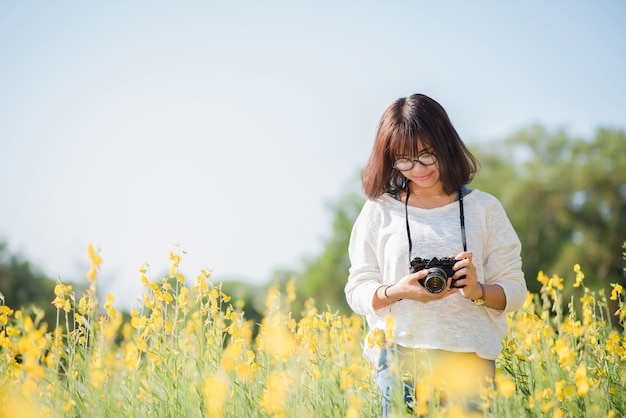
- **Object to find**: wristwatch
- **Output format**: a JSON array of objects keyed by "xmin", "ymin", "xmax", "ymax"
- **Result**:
[{"xmin": 472, "ymin": 283, "xmax": 486, "ymax": 306}]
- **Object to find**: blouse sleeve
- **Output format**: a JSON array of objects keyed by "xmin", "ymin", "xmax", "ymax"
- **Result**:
[
  {"xmin": 344, "ymin": 200, "xmax": 385, "ymax": 317},
  {"xmin": 483, "ymin": 198, "xmax": 528, "ymax": 315}
]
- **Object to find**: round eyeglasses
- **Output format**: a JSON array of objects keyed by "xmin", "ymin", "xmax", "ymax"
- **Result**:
[{"xmin": 393, "ymin": 152, "xmax": 438, "ymax": 171}]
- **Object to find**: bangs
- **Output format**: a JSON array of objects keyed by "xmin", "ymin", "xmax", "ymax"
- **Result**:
[{"xmin": 387, "ymin": 131, "xmax": 432, "ymax": 159}]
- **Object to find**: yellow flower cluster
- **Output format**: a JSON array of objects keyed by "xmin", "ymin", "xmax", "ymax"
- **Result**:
[
  {"xmin": 500, "ymin": 265, "xmax": 626, "ymax": 417},
  {"xmin": 0, "ymin": 247, "xmax": 624, "ymax": 417}
]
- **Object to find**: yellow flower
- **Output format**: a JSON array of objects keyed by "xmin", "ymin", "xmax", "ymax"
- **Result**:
[
  {"xmin": 89, "ymin": 357, "xmax": 104, "ymax": 388},
  {"xmin": 0, "ymin": 305, "xmax": 13, "ymax": 326},
  {"xmin": 265, "ymin": 285, "xmax": 281, "ymax": 311},
  {"xmin": 203, "ymin": 373, "xmax": 231, "ymax": 418},
  {"xmin": 340, "ymin": 366, "xmax": 354, "ymax": 390},
  {"xmin": 177, "ymin": 286, "xmax": 190, "ymax": 314},
  {"xmin": 575, "ymin": 363, "xmax": 589, "ymax": 396},
  {"xmin": 561, "ymin": 317, "xmax": 584, "ymax": 338},
  {"xmin": 415, "ymin": 381, "xmax": 430, "ymax": 416},
  {"xmin": 605, "ymin": 330, "xmax": 622, "ymax": 354},
  {"xmin": 256, "ymin": 314, "xmax": 296, "ymax": 361},
  {"xmin": 614, "ymin": 306, "xmax": 626, "ymax": 323},
  {"xmin": 63, "ymin": 398, "xmax": 75, "ymax": 413},
  {"xmin": 580, "ymin": 291, "xmax": 595, "ymax": 325},
  {"xmin": 307, "ymin": 364, "xmax": 322, "ymax": 380},
  {"xmin": 51, "ymin": 296, "xmax": 71, "ymax": 313},
  {"xmin": 537, "ymin": 271, "xmax": 549, "ymax": 286},
  {"xmin": 285, "ymin": 279, "xmax": 296, "ymax": 303},
  {"xmin": 260, "ymin": 370, "xmax": 292, "ymax": 415},
  {"xmin": 554, "ymin": 379, "xmax": 566, "ymax": 401},
  {"xmin": 573, "ymin": 264, "xmax": 585, "ymax": 288},
  {"xmin": 130, "ymin": 309, "xmax": 147, "ymax": 330},
  {"xmin": 135, "ymin": 337, "xmax": 148, "ymax": 352},
  {"xmin": 367, "ymin": 329, "xmax": 384, "ymax": 349},
  {"xmin": 104, "ymin": 294, "xmax": 116, "ymax": 318},
  {"xmin": 0, "ymin": 390, "xmax": 45, "ymax": 417},
  {"xmin": 76, "ymin": 295, "xmax": 88, "ymax": 315},
  {"xmin": 494, "ymin": 373, "xmax": 516, "ymax": 398},
  {"xmin": 610, "ymin": 283, "xmax": 623, "ymax": 301},
  {"xmin": 54, "ymin": 282, "xmax": 73, "ymax": 297},
  {"xmin": 553, "ymin": 338, "xmax": 575, "ymax": 368},
  {"xmin": 86, "ymin": 243, "xmax": 102, "ymax": 282},
  {"xmin": 221, "ymin": 341, "xmax": 243, "ymax": 372},
  {"xmin": 162, "ymin": 292, "xmax": 173, "ymax": 304},
  {"xmin": 123, "ymin": 341, "xmax": 139, "ymax": 370},
  {"xmin": 345, "ymin": 406, "xmax": 359, "ymax": 418},
  {"xmin": 234, "ymin": 350, "xmax": 258, "ymax": 382},
  {"xmin": 384, "ymin": 315, "xmax": 395, "ymax": 348},
  {"xmin": 168, "ymin": 250, "xmax": 181, "ymax": 277},
  {"xmin": 287, "ymin": 313, "xmax": 297, "ymax": 330},
  {"xmin": 176, "ymin": 273, "xmax": 185, "ymax": 284},
  {"xmin": 547, "ymin": 274, "xmax": 564, "ymax": 292},
  {"xmin": 140, "ymin": 263, "xmax": 150, "ymax": 286}
]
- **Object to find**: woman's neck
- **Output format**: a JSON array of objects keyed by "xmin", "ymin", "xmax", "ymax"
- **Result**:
[{"xmin": 405, "ymin": 184, "xmax": 456, "ymax": 209}]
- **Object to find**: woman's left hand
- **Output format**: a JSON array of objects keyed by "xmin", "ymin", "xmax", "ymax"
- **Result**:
[{"xmin": 452, "ymin": 251, "xmax": 482, "ymax": 300}]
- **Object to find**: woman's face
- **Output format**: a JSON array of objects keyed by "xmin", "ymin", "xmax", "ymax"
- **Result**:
[{"xmin": 396, "ymin": 146, "xmax": 443, "ymax": 193}]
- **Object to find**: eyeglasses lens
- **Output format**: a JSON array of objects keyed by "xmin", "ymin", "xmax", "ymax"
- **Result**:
[{"xmin": 393, "ymin": 153, "xmax": 437, "ymax": 170}]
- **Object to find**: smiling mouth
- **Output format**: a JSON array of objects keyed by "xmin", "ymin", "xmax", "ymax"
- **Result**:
[{"xmin": 414, "ymin": 173, "xmax": 432, "ymax": 181}]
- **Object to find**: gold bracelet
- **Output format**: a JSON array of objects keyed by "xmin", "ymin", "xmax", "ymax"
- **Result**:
[{"xmin": 472, "ymin": 283, "xmax": 486, "ymax": 306}]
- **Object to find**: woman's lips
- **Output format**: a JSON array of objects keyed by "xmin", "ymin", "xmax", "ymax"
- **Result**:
[{"xmin": 413, "ymin": 173, "xmax": 432, "ymax": 182}]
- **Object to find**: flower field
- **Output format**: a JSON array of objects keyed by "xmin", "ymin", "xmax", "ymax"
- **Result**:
[{"xmin": 0, "ymin": 245, "xmax": 624, "ymax": 417}]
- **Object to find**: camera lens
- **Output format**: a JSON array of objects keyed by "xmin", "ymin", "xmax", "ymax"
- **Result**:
[{"xmin": 424, "ymin": 268, "xmax": 447, "ymax": 294}]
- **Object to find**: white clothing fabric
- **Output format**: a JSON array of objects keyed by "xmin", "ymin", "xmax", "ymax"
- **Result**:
[{"xmin": 345, "ymin": 189, "xmax": 527, "ymax": 364}]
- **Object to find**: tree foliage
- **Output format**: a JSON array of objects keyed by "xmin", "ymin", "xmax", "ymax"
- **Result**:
[
  {"xmin": 0, "ymin": 242, "xmax": 57, "ymax": 327},
  {"xmin": 470, "ymin": 125, "xmax": 626, "ymax": 293}
]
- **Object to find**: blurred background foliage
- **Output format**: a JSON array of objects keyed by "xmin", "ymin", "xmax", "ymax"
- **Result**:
[
  {"xmin": 0, "ymin": 242, "xmax": 58, "ymax": 326},
  {"xmin": 1, "ymin": 125, "xmax": 625, "ymax": 327}
]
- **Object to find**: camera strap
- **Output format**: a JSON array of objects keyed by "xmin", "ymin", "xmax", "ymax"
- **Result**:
[{"xmin": 404, "ymin": 187, "xmax": 467, "ymax": 264}]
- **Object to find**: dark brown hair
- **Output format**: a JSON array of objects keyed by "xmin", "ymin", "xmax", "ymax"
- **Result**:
[{"xmin": 361, "ymin": 94, "xmax": 479, "ymax": 199}]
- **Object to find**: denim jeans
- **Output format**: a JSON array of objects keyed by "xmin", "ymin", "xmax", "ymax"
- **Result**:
[{"xmin": 376, "ymin": 345, "xmax": 495, "ymax": 417}]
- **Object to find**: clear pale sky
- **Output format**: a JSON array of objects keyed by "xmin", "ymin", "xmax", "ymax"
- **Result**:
[{"xmin": 1, "ymin": 1, "xmax": 624, "ymax": 309}]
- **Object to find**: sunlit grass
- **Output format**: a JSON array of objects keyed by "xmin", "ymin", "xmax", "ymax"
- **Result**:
[{"xmin": 0, "ymin": 245, "xmax": 624, "ymax": 417}]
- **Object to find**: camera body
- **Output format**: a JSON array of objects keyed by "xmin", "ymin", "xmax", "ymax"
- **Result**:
[{"xmin": 409, "ymin": 256, "xmax": 465, "ymax": 294}]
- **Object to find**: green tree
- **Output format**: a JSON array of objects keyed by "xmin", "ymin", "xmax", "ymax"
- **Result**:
[
  {"xmin": 470, "ymin": 125, "xmax": 626, "ymax": 293},
  {"xmin": 0, "ymin": 242, "xmax": 57, "ymax": 327}
]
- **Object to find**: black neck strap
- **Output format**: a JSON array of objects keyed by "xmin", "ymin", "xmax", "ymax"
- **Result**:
[{"xmin": 405, "ymin": 187, "xmax": 467, "ymax": 263}]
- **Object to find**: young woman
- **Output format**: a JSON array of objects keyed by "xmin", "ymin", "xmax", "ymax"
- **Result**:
[{"xmin": 344, "ymin": 94, "xmax": 527, "ymax": 415}]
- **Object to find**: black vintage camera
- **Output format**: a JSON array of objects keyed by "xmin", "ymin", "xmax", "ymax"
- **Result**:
[{"xmin": 409, "ymin": 257, "xmax": 465, "ymax": 294}]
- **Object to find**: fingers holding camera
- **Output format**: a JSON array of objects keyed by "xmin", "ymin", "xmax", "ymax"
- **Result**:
[
  {"xmin": 453, "ymin": 251, "xmax": 475, "ymax": 276},
  {"xmin": 392, "ymin": 270, "xmax": 428, "ymax": 300},
  {"xmin": 381, "ymin": 270, "xmax": 455, "ymax": 304},
  {"xmin": 449, "ymin": 252, "xmax": 507, "ymax": 309},
  {"xmin": 452, "ymin": 251, "xmax": 482, "ymax": 301},
  {"xmin": 407, "ymin": 270, "xmax": 458, "ymax": 301}
]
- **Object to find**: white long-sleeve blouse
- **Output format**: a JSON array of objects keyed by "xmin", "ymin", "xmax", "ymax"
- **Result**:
[{"xmin": 345, "ymin": 189, "xmax": 527, "ymax": 363}]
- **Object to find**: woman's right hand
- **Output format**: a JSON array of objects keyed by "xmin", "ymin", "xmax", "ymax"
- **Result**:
[{"xmin": 385, "ymin": 269, "xmax": 459, "ymax": 303}]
